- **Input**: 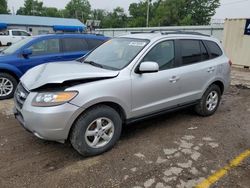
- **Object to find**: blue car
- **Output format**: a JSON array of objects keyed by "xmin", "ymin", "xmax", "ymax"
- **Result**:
[{"xmin": 0, "ymin": 34, "xmax": 109, "ymax": 99}]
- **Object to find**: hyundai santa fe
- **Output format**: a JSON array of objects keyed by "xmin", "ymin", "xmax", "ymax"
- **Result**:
[{"xmin": 14, "ymin": 31, "xmax": 231, "ymax": 156}]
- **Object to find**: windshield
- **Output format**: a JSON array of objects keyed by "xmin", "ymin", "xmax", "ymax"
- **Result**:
[
  {"xmin": 2, "ymin": 37, "xmax": 33, "ymax": 55},
  {"xmin": 84, "ymin": 38, "xmax": 149, "ymax": 70}
]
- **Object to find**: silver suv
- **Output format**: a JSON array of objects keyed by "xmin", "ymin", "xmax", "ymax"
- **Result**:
[{"xmin": 14, "ymin": 32, "xmax": 231, "ymax": 156}]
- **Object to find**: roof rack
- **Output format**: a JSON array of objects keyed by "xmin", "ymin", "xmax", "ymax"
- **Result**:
[
  {"xmin": 161, "ymin": 30, "xmax": 210, "ymax": 36},
  {"xmin": 130, "ymin": 30, "xmax": 210, "ymax": 37},
  {"xmin": 130, "ymin": 30, "xmax": 157, "ymax": 34}
]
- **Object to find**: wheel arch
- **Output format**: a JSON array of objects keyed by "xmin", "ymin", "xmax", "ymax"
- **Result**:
[
  {"xmin": 66, "ymin": 101, "xmax": 127, "ymax": 141},
  {"xmin": 0, "ymin": 68, "xmax": 21, "ymax": 82},
  {"xmin": 210, "ymin": 80, "xmax": 225, "ymax": 94}
]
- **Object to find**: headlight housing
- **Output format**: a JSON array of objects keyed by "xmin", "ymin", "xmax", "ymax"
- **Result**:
[{"xmin": 32, "ymin": 91, "xmax": 78, "ymax": 107}]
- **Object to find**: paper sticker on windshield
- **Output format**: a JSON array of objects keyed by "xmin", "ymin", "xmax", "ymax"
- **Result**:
[{"xmin": 129, "ymin": 41, "xmax": 147, "ymax": 47}]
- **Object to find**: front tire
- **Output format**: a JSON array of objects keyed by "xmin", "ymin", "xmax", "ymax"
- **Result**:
[
  {"xmin": 0, "ymin": 73, "xmax": 18, "ymax": 100},
  {"xmin": 70, "ymin": 105, "xmax": 122, "ymax": 157},
  {"xmin": 195, "ymin": 84, "xmax": 221, "ymax": 116}
]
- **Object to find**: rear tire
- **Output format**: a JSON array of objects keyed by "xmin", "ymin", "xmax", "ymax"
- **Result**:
[
  {"xmin": 0, "ymin": 73, "xmax": 18, "ymax": 100},
  {"xmin": 70, "ymin": 105, "xmax": 122, "ymax": 157},
  {"xmin": 195, "ymin": 84, "xmax": 221, "ymax": 117}
]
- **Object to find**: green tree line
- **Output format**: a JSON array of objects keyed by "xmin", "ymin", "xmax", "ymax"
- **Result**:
[{"xmin": 0, "ymin": 0, "xmax": 220, "ymax": 28}]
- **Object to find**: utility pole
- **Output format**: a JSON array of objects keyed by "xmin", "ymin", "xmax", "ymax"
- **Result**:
[{"xmin": 146, "ymin": 0, "xmax": 150, "ymax": 27}]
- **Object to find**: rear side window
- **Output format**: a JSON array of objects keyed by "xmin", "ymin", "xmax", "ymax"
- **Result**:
[
  {"xmin": 204, "ymin": 40, "xmax": 223, "ymax": 58},
  {"xmin": 180, "ymin": 40, "xmax": 209, "ymax": 65},
  {"xmin": 87, "ymin": 38, "xmax": 106, "ymax": 50},
  {"xmin": 62, "ymin": 38, "xmax": 89, "ymax": 52}
]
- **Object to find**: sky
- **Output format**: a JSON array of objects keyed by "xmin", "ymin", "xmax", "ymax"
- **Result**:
[{"xmin": 6, "ymin": 0, "xmax": 250, "ymax": 19}]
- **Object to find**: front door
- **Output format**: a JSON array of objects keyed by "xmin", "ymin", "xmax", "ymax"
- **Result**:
[
  {"xmin": 18, "ymin": 38, "xmax": 62, "ymax": 73},
  {"xmin": 131, "ymin": 40, "xmax": 181, "ymax": 118}
]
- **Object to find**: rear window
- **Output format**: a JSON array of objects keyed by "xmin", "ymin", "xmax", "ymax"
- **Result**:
[
  {"xmin": 62, "ymin": 38, "xmax": 89, "ymax": 52},
  {"xmin": 87, "ymin": 38, "xmax": 106, "ymax": 50},
  {"xmin": 204, "ymin": 40, "xmax": 223, "ymax": 58}
]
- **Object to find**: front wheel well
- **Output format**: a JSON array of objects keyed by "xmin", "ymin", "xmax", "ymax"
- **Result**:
[
  {"xmin": 0, "ymin": 69, "xmax": 19, "ymax": 82},
  {"xmin": 211, "ymin": 81, "xmax": 224, "ymax": 94},
  {"xmin": 67, "ymin": 102, "xmax": 126, "ymax": 141}
]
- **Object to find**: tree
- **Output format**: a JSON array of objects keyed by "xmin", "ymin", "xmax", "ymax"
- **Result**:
[
  {"xmin": 16, "ymin": 0, "xmax": 44, "ymax": 16},
  {"xmin": 0, "ymin": 0, "xmax": 9, "ymax": 14},
  {"xmin": 186, "ymin": 0, "xmax": 220, "ymax": 25},
  {"xmin": 43, "ymin": 7, "xmax": 60, "ymax": 17},
  {"xmin": 129, "ymin": 0, "xmax": 220, "ymax": 27},
  {"xmin": 101, "ymin": 7, "xmax": 128, "ymax": 28},
  {"xmin": 128, "ymin": 1, "xmax": 148, "ymax": 27},
  {"xmin": 65, "ymin": 0, "xmax": 91, "ymax": 22}
]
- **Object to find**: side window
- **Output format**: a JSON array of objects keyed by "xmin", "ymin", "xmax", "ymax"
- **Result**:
[
  {"xmin": 28, "ymin": 39, "xmax": 60, "ymax": 56},
  {"xmin": 200, "ymin": 41, "xmax": 209, "ymax": 61},
  {"xmin": 86, "ymin": 38, "xmax": 105, "ymax": 50},
  {"xmin": 20, "ymin": 31, "xmax": 30, "ymax": 36},
  {"xmin": 62, "ymin": 38, "xmax": 88, "ymax": 52},
  {"xmin": 12, "ymin": 31, "xmax": 21, "ymax": 36},
  {"xmin": 142, "ymin": 40, "xmax": 175, "ymax": 70},
  {"xmin": 180, "ymin": 40, "xmax": 202, "ymax": 65},
  {"xmin": 205, "ymin": 41, "xmax": 223, "ymax": 59}
]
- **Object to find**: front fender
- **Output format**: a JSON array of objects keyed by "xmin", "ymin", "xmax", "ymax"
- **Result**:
[{"xmin": 0, "ymin": 63, "xmax": 23, "ymax": 78}]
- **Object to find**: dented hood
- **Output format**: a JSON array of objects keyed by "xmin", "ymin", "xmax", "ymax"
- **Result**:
[{"xmin": 21, "ymin": 61, "xmax": 119, "ymax": 90}]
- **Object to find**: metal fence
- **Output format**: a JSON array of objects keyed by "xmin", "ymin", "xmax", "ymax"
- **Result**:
[{"xmin": 95, "ymin": 25, "xmax": 224, "ymax": 40}]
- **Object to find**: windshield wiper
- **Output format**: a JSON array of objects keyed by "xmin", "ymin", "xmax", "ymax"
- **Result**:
[{"xmin": 84, "ymin": 60, "xmax": 103, "ymax": 68}]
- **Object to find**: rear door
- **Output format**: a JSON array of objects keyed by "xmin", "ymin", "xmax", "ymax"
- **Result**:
[
  {"xmin": 174, "ymin": 39, "xmax": 216, "ymax": 103},
  {"xmin": 61, "ymin": 37, "xmax": 89, "ymax": 61}
]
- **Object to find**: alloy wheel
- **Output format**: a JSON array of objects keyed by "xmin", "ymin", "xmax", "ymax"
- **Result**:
[
  {"xmin": 85, "ymin": 117, "xmax": 115, "ymax": 149},
  {"xmin": 0, "ymin": 77, "xmax": 13, "ymax": 97}
]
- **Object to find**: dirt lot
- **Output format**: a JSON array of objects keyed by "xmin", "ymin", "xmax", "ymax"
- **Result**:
[{"xmin": 0, "ymin": 86, "xmax": 250, "ymax": 188}]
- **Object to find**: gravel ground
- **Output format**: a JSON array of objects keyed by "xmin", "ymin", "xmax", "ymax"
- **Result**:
[{"xmin": 0, "ymin": 86, "xmax": 249, "ymax": 188}]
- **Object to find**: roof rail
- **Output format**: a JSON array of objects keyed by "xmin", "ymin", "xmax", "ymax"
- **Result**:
[
  {"xmin": 130, "ymin": 30, "xmax": 158, "ymax": 34},
  {"xmin": 130, "ymin": 30, "xmax": 210, "ymax": 37},
  {"xmin": 161, "ymin": 30, "xmax": 210, "ymax": 36}
]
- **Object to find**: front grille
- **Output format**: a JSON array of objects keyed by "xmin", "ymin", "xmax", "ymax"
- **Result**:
[{"xmin": 14, "ymin": 83, "xmax": 29, "ymax": 109}]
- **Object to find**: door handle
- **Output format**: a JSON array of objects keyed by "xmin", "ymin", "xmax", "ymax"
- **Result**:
[
  {"xmin": 207, "ymin": 67, "xmax": 215, "ymax": 73},
  {"xmin": 169, "ymin": 76, "xmax": 180, "ymax": 83}
]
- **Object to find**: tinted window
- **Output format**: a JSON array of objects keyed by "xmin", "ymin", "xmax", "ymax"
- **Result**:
[
  {"xmin": 28, "ymin": 39, "xmax": 60, "ymax": 56},
  {"xmin": 62, "ymin": 38, "xmax": 88, "ymax": 52},
  {"xmin": 205, "ymin": 41, "xmax": 223, "ymax": 58},
  {"xmin": 180, "ymin": 40, "xmax": 202, "ymax": 65},
  {"xmin": 200, "ymin": 41, "xmax": 209, "ymax": 61},
  {"xmin": 87, "ymin": 38, "xmax": 106, "ymax": 50},
  {"xmin": 143, "ymin": 40, "xmax": 175, "ymax": 70}
]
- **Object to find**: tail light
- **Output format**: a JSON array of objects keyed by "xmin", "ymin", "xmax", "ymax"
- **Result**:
[{"xmin": 228, "ymin": 60, "xmax": 232, "ymax": 67}]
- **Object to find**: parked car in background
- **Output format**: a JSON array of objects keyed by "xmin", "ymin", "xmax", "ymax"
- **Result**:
[
  {"xmin": 14, "ymin": 32, "xmax": 231, "ymax": 156},
  {"xmin": 0, "ymin": 33, "xmax": 109, "ymax": 99},
  {"xmin": 0, "ymin": 29, "xmax": 31, "ymax": 46}
]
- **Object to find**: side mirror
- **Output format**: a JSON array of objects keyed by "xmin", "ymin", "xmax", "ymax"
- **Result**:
[
  {"xmin": 139, "ymin": 61, "xmax": 159, "ymax": 74},
  {"xmin": 22, "ymin": 48, "xmax": 32, "ymax": 58}
]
